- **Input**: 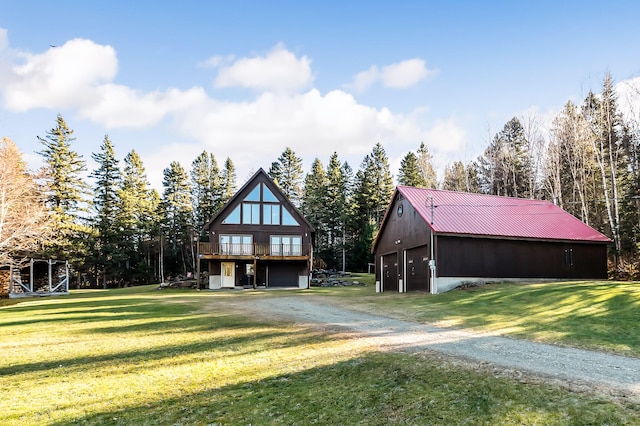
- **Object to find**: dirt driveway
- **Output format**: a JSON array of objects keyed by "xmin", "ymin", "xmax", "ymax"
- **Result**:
[{"xmin": 239, "ymin": 295, "xmax": 640, "ymax": 400}]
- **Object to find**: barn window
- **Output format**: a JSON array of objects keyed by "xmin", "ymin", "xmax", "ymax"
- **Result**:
[{"xmin": 564, "ymin": 248, "xmax": 574, "ymax": 266}]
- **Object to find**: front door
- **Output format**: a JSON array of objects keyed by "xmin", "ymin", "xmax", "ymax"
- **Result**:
[{"xmin": 221, "ymin": 262, "xmax": 235, "ymax": 288}]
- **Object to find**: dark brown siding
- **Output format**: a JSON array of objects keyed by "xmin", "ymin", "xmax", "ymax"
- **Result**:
[
  {"xmin": 374, "ymin": 195, "xmax": 433, "ymax": 291},
  {"xmin": 437, "ymin": 236, "xmax": 608, "ymax": 279}
]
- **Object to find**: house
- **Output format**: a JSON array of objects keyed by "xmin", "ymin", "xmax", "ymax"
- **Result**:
[
  {"xmin": 372, "ymin": 186, "xmax": 611, "ymax": 294},
  {"xmin": 197, "ymin": 168, "xmax": 315, "ymax": 289}
]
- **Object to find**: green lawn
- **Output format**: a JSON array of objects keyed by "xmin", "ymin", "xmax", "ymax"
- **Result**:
[
  {"xmin": 1, "ymin": 281, "xmax": 639, "ymax": 425},
  {"xmin": 318, "ymin": 278, "xmax": 640, "ymax": 357}
]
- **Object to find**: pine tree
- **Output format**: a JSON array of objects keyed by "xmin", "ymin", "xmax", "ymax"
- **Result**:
[
  {"xmin": 269, "ymin": 147, "xmax": 304, "ymax": 206},
  {"xmin": 118, "ymin": 150, "xmax": 159, "ymax": 283},
  {"xmin": 350, "ymin": 143, "xmax": 394, "ymax": 271},
  {"xmin": 301, "ymin": 158, "xmax": 328, "ymax": 265},
  {"xmin": 442, "ymin": 161, "xmax": 468, "ymax": 192},
  {"xmin": 37, "ymin": 114, "xmax": 92, "ymax": 280},
  {"xmin": 478, "ymin": 117, "xmax": 532, "ymax": 197},
  {"xmin": 90, "ymin": 135, "xmax": 123, "ymax": 287},
  {"xmin": 324, "ymin": 153, "xmax": 351, "ymax": 269},
  {"xmin": 161, "ymin": 161, "xmax": 194, "ymax": 277},
  {"xmin": 191, "ymin": 151, "xmax": 221, "ymax": 232},
  {"xmin": 416, "ymin": 142, "xmax": 438, "ymax": 188},
  {"xmin": 220, "ymin": 157, "xmax": 237, "ymax": 205},
  {"xmin": 398, "ymin": 151, "xmax": 426, "ymax": 187}
]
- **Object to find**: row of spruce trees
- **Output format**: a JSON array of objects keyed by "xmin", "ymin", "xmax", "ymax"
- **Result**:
[{"xmin": 24, "ymin": 73, "xmax": 640, "ymax": 286}]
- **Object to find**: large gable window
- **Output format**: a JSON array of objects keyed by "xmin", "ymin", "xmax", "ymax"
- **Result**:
[{"xmin": 220, "ymin": 182, "xmax": 300, "ymax": 226}]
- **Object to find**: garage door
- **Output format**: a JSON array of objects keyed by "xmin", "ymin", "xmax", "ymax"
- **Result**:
[
  {"xmin": 382, "ymin": 253, "xmax": 398, "ymax": 292},
  {"xmin": 269, "ymin": 264, "xmax": 298, "ymax": 287},
  {"xmin": 406, "ymin": 245, "xmax": 430, "ymax": 292}
]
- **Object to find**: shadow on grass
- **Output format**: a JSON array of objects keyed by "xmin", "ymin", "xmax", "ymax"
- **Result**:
[
  {"xmin": 1, "ymin": 319, "xmax": 335, "ymax": 378},
  {"xmin": 429, "ymin": 281, "xmax": 640, "ymax": 354},
  {"xmin": 48, "ymin": 352, "xmax": 638, "ymax": 426}
]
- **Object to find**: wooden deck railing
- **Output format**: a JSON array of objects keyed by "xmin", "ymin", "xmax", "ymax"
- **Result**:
[{"xmin": 198, "ymin": 242, "xmax": 312, "ymax": 257}]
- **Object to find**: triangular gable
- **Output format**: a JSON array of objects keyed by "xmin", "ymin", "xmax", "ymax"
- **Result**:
[{"xmin": 204, "ymin": 168, "xmax": 315, "ymax": 232}]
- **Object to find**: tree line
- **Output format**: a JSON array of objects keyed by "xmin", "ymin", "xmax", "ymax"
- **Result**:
[{"xmin": 2, "ymin": 72, "xmax": 639, "ymax": 285}]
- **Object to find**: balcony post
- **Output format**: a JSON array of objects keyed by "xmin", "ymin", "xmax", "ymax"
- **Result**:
[
  {"xmin": 196, "ymin": 241, "xmax": 201, "ymax": 289},
  {"xmin": 253, "ymin": 256, "xmax": 258, "ymax": 289}
]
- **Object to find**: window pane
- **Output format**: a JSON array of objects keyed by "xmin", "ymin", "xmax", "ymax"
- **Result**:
[
  {"xmin": 272, "ymin": 205, "xmax": 280, "ymax": 224},
  {"xmin": 242, "ymin": 203, "xmax": 260, "ymax": 224},
  {"xmin": 222, "ymin": 205, "xmax": 241, "ymax": 224},
  {"xmin": 282, "ymin": 208, "xmax": 299, "ymax": 226},
  {"xmin": 244, "ymin": 185, "xmax": 260, "ymax": 201},
  {"xmin": 292, "ymin": 237, "xmax": 302, "ymax": 255},
  {"xmin": 262, "ymin": 184, "xmax": 278, "ymax": 202},
  {"xmin": 263, "ymin": 205, "xmax": 271, "ymax": 224},
  {"xmin": 252, "ymin": 204, "xmax": 260, "ymax": 223},
  {"xmin": 270, "ymin": 236, "xmax": 281, "ymax": 255}
]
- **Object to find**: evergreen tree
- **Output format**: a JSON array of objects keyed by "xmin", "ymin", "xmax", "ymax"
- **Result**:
[
  {"xmin": 416, "ymin": 142, "xmax": 438, "ymax": 188},
  {"xmin": 350, "ymin": 143, "xmax": 394, "ymax": 271},
  {"xmin": 118, "ymin": 150, "xmax": 159, "ymax": 283},
  {"xmin": 90, "ymin": 135, "xmax": 123, "ymax": 287},
  {"xmin": 398, "ymin": 151, "xmax": 426, "ymax": 187},
  {"xmin": 191, "ymin": 151, "xmax": 221, "ymax": 232},
  {"xmin": 269, "ymin": 147, "xmax": 304, "ymax": 206},
  {"xmin": 325, "ymin": 153, "xmax": 352, "ymax": 270},
  {"xmin": 220, "ymin": 157, "xmax": 237, "ymax": 205},
  {"xmin": 161, "ymin": 162, "xmax": 194, "ymax": 277},
  {"xmin": 302, "ymin": 159, "xmax": 328, "ymax": 265},
  {"xmin": 37, "ymin": 114, "xmax": 92, "ymax": 282},
  {"xmin": 442, "ymin": 161, "xmax": 468, "ymax": 192},
  {"xmin": 478, "ymin": 117, "xmax": 532, "ymax": 197}
]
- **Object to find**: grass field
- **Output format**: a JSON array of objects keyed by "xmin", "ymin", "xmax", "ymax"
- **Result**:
[
  {"xmin": 321, "ymin": 278, "xmax": 640, "ymax": 357},
  {"xmin": 2, "ymin": 279, "xmax": 640, "ymax": 425}
]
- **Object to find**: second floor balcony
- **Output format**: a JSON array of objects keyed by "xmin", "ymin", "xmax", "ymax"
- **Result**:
[{"xmin": 197, "ymin": 242, "xmax": 312, "ymax": 258}]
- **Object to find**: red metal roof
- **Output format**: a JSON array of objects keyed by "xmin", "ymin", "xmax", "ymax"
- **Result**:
[{"xmin": 397, "ymin": 186, "xmax": 611, "ymax": 243}]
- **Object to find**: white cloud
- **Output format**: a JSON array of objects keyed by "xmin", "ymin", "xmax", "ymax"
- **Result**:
[
  {"xmin": 80, "ymin": 85, "xmax": 208, "ymax": 128},
  {"xmin": 213, "ymin": 43, "xmax": 314, "ymax": 93},
  {"xmin": 2, "ymin": 39, "xmax": 117, "ymax": 111},
  {"xmin": 0, "ymin": 33, "xmax": 461, "ymax": 188},
  {"xmin": 351, "ymin": 58, "xmax": 436, "ymax": 92},
  {"xmin": 381, "ymin": 59, "xmax": 435, "ymax": 88}
]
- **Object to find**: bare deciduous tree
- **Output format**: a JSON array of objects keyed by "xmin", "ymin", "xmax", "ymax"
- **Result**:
[{"xmin": 0, "ymin": 137, "xmax": 51, "ymax": 267}]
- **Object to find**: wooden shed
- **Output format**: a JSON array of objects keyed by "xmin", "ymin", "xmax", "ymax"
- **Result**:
[{"xmin": 372, "ymin": 186, "xmax": 611, "ymax": 293}]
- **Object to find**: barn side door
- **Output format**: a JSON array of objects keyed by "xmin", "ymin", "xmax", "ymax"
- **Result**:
[
  {"xmin": 405, "ymin": 245, "xmax": 430, "ymax": 292},
  {"xmin": 382, "ymin": 253, "xmax": 399, "ymax": 292}
]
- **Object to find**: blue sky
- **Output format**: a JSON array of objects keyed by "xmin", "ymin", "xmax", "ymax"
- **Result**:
[{"xmin": 2, "ymin": 1, "xmax": 640, "ymax": 189}]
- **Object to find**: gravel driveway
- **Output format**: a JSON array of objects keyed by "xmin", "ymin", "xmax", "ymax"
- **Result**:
[{"xmin": 248, "ymin": 296, "xmax": 640, "ymax": 398}]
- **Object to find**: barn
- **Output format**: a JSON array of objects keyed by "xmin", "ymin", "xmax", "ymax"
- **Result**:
[{"xmin": 372, "ymin": 186, "xmax": 611, "ymax": 294}]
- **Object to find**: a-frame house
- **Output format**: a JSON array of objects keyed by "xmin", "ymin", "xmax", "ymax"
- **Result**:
[{"xmin": 197, "ymin": 168, "xmax": 315, "ymax": 289}]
